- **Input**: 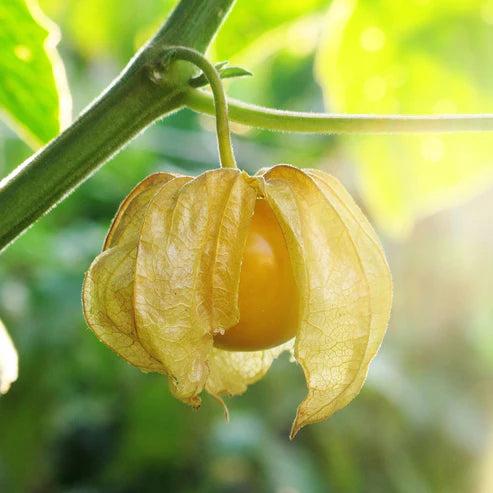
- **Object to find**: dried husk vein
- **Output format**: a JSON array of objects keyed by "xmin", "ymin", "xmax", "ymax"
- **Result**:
[
  {"xmin": 261, "ymin": 165, "xmax": 373, "ymax": 438},
  {"xmin": 306, "ymin": 170, "xmax": 381, "ymax": 245},
  {"xmin": 307, "ymin": 169, "xmax": 392, "ymax": 359},
  {"xmin": 133, "ymin": 176, "xmax": 205, "ymax": 405},
  {"xmin": 104, "ymin": 173, "xmax": 180, "ymax": 250},
  {"xmin": 204, "ymin": 172, "xmax": 294, "ymax": 399},
  {"xmin": 134, "ymin": 170, "xmax": 257, "ymax": 406},
  {"xmin": 82, "ymin": 174, "xmax": 186, "ymax": 373},
  {"xmin": 83, "ymin": 244, "xmax": 166, "ymax": 372},
  {"xmin": 303, "ymin": 170, "xmax": 392, "ymax": 431},
  {"xmin": 211, "ymin": 172, "xmax": 257, "ymax": 333},
  {"xmin": 206, "ymin": 340, "xmax": 293, "ymax": 398}
]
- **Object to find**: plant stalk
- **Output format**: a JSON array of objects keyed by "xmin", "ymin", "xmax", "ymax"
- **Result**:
[
  {"xmin": 0, "ymin": 0, "xmax": 236, "ymax": 253},
  {"xmin": 163, "ymin": 47, "xmax": 236, "ymax": 169},
  {"xmin": 186, "ymin": 89, "xmax": 493, "ymax": 134}
]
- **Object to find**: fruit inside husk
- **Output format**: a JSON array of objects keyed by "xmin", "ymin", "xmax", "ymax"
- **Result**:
[{"xmin": 213, "ymin": 199, "xmax": 298, "ymax": 351}]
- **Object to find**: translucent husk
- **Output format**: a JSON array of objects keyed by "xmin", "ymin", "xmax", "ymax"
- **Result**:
[
  {"xmin": 259, "ymin": 165, "xmax": 392, "ymax": 437},
  {"xmin": 82, "ymin": 165, "xmax": 392, "ymax": 436}
]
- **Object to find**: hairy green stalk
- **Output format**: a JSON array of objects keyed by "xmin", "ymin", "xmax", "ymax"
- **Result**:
[
  {"xmin": 0, "ymin": 0, "xmax": 236, "ymax": 252},
  {"xmin": 162, "ymin": 47, "xmax": 237, "ymax": 169},
  {"xmin": 186, "ymin": 89, "xmax": 493, "ymax": 134}
]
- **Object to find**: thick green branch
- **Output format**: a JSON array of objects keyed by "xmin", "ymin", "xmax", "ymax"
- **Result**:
[
  {"xmin": 0, "ymin": 0, "xmax": 236, "ymax": 253},
  {"xmin": 186, "ymin": 89, "xmax": 493, "ymax": 134}
]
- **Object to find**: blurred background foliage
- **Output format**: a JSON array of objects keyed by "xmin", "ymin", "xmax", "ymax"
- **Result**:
[
  {"xmin": 1, "ymin": 0, "xmax": 493, "ymax": 492},
  {"xmin": 0, "ymin": 0, "xmax": 70, "ymax": 148},
  {"xmin": 316, "ymin": 0, "xmax": 493, "ymax": 236}
]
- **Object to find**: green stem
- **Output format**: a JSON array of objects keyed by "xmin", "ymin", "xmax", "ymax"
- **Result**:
[
  {"xmin": 0, "ymin": 0, "xmax": 236, "ymax": 253},
  {"xmin": 164, "ymin": 47, "xmax": 236, "ymax": 169},
  {"xmin": 186, "ymin": 89, "xmax": 493, "ymax": 134},
  {"xmin": 150, "ymin": 0, "xmax": 235, "ymax": 55}
]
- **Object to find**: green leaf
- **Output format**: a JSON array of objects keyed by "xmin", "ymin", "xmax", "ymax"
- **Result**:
[
  {"xmin": 219, "ymin": 66, "xmax": 253, "ymax": 79},
  {"xmin": 316, "ymin": 0, "xmax": 493, "ymax": 236},
  {"xmin": 190, "ymin": 64, "xmax": 253, "ymax": 88},
  {"xmin": 0, "ymin": 0, "xmax": 71, "ymax": 148},
  {"xmin": 0, "ymin": 318, "xmax": 18, "ymax": 395},
  {"xmin": 39, "ymin": 0, "xmax": 178, "ymax": 62},
  {"xmin": 189, "ymin": 61, "xmax": 230, "ymax": 87}
]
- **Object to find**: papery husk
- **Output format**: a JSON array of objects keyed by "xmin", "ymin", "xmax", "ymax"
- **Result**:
[
  {"xmin": 82, "ymin": 173, "xmax": 188, "ymax": 373},
  {"xmin": 206, "ymin": 339, "xmax": 294, "ymax": 398},
  {"xmin": 83, "ymin": 168, "xmax": 291, "ymax": 408},
  {"xmin": 133, "ymin": 169, "xmax": 257, "ymax": 407},
  {"xmin": 83, "ymin": 165, "xmax": 391, "ymax": 436},
  {"xmin": 260, "ymin": 165, "xmax": 392, "ymax": 438},
  {"xmin": 104, "ymin": 173, "xmax": 182, "ymax": 250}
]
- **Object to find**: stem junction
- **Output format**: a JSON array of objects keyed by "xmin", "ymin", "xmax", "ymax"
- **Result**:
[{"xmin": 160, "ymin": 46, "xmax": 237, "ymax": 169}]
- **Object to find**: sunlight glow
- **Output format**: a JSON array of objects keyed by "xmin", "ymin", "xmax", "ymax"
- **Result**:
[
  {"xmin": 361, "ymin": 26, "xmax": 385, "ymax": 52},
  {"xmin": 434, "ymin": 99, "xmax": 457, "ymax": 114},
  {"xmin": 481, "ymin": 1, "xmax": 493, "ymax": 24},
  {"xmin": 421, "ymin": 136, "xmax": 444, "ymax": 162},
  {"xmin": 14, "ymin": 45, "xmax": 32, "ymax": 62},
  {"xmin": 364, "ymin": 76, "xmax": 387, "ymax": 101}
]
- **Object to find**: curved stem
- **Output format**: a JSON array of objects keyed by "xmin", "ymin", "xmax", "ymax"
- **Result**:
[
  {"xmin": 186, "ymin": 89, "xmax": 493, "ymax": 134},
  {"xmin": 164, "ymin": 47, "xmax": 236, "ymax": 169}
]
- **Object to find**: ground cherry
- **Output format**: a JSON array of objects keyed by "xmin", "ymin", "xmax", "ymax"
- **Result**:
[
  {"xmin": 84, "ymin": 166, "xmax": 392, "ymax": 437},
  {"xmin": 213, "ymin": 199, "xmax": 299, "ymax": 351}
]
